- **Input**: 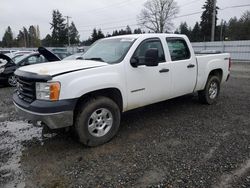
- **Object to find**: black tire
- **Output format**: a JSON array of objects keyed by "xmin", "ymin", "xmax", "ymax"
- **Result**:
[
  {"xmin": 8, "ymin": 74, "xmax": 17, "ymax": 87},
  {"xmin": 75, "ymin": 96, "xmax": 121, "ymax": 147},
  {"xmin": 198, "ymin": 75, "xmax": 221, "ymax": 104}
]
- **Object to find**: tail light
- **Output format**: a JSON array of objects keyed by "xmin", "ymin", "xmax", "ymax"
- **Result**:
[{"xmin": 229, "ymin": 57, "xmax": 232, "ymax": 71}]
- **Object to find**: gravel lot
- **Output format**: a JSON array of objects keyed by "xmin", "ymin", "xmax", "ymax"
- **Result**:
[{"xmin": 0, "ymin": 63, "xmax": 250, "ymax": 188}]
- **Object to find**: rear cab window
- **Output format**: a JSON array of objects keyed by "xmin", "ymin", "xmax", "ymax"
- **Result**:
[{"xmin": 166, "ymin": 38, "xmax": 191, "ymax": 61}]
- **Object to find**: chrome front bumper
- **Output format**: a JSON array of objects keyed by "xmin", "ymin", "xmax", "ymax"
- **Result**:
[{"xmin": 14, "ymin": 102, "xmax": 74, "ymax": 129}]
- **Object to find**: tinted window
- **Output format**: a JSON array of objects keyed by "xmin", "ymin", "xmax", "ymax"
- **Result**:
[
  {"xmin": 133, "ymin": 39, "xmax": 165, "ymax": 64},
  {"xmin": 166, "ymin": 38, "xmax": 190, "ymax": 61}
]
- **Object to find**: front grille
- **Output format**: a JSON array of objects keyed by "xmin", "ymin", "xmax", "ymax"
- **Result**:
[{"xmin": 16, "ymin": 76, "xmax": 36, "ymax": 103}]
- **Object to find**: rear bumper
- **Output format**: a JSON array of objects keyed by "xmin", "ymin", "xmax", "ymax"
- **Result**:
[
  {"xmin": 14, "ymin": 102, "xmax": 73, "ymax": 129},
  {"xmin": 13, "ymin": 92, "xmax": 78, "ymax": 129}
]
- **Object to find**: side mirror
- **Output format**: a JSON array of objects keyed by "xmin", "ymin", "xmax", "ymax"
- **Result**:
[
  {"xmin": 144, "ymin": 48, "xmax": 159, "ymax": 67},
  {"xmin": 130, "ymin": 57, "xmax": 139, "ymax": 67}
]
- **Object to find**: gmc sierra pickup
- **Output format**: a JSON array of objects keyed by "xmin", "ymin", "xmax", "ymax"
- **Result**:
[{"xmin": 13, "ymin": 34, "xmax": 231, "ymax": 146}]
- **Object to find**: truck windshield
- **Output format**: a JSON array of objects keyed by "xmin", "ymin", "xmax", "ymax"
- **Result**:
[{"xmin": 81, "ymin": 38, "xmax": 136, "ymax": 64}]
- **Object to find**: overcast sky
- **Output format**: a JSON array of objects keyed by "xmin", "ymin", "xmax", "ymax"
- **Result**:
[{"xmin": 0, "ymin": 0, "xmax": 249, "ymax": 40}]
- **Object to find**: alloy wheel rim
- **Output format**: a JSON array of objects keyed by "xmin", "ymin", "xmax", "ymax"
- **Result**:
[
  {"xmin": 208, "ymin": 81, "xmax": 218, "ymax": 99},
  {"xmin": 8, "ymin": 76, "xmax": 17, "ymax": 86},
  {"xmin": 88, "ymin": 108, "xmax": 113, "ymax": 137}
]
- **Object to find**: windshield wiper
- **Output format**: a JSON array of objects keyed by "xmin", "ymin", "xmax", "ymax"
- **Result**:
[{"xmin": 85, "ymin": 57, "xmax": 105, "ymax": 62}]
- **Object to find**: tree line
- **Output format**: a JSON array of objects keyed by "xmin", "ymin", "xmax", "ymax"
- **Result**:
[
  {"xmin": 175, "ymin": 10, "xmax": 250, "ymax": 42},
  {"xmin": 174, "ymin": 0, "xmax": 250, "ymax": 42},
  {"xmin": 82, "ymin": 26, "xmax": 144, "ymax": 45},
  {"xmin": 1, "ymin": 10, "xmax": 80, "ymax": 48},
  {"xmin": 1, "ymin": 25, "xmax": 41, "ymax": 47},
  {"xmin": 42, "ymin": 10, "xmax": 80, "ymax": 47},
  {"xmin": 1, "ymin": 0, "xmax": 250, "ymax": 47}
]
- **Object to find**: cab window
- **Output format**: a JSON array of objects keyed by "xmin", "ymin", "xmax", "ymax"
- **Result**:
[
  {"xmin": 166, "ymin": 38, "xmax": 191, "ymax": 61},
  {"xmin": 133, "ymin": 39, "xmax": 165, "ymax": 64}
]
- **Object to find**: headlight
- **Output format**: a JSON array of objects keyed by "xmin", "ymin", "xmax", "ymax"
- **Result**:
[
  {"xmin": 0, "ymin": 67, "xmax": 4, "ymax": 73},
  {"xmin": 36, "ymin": 82, "xmax": 61, "ymax": 101}
]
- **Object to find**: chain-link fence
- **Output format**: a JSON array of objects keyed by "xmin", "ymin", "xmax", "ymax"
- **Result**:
[{"xmin": 192, "ymin": 40, "xmax": 250, "ymax": 62}]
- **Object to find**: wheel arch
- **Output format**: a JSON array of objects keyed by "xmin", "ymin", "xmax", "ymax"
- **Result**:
[
  {"xmin": 208, "ymin": 69, "xmax": 223, "ymax": 83},
  {"xmin": 74, "ymin": 88, "xmax": 124, "ymax": 118}
]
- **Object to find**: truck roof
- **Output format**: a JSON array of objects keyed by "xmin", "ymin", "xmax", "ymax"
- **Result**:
[{"xmin": 104, "ymin": 33, "xmax": 187, "ymax": 40}]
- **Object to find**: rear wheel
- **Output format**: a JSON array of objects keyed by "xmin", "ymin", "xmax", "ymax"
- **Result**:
[
  {"xmin": 75, "ymin": 96, "xmax": 121, "ymax": 147},
  {"xmin": 198, "ymin": 76, "xmax": 220, "ymax": 104}
]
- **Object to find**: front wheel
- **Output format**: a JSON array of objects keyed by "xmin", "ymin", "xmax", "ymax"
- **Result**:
[
  {"xmin": 198, "ymin": 76, "xmax": 221, "ymax": 104},
  {"xmin": 8, "ymin": 74, "xmax": 17, "ymax": 87},
  {"xmin": 75, "ymin": 96, "xmax": 121, "ymax": 147}
]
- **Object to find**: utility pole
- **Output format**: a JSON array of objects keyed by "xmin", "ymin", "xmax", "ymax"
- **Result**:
[
  {"xmin": 65, "ymin": 16, "xmax": 71, "ymax": 47},
  {"xmin": 220, "ymin": 19, "xmax": 224, "ymax": 41},
  {"xmin": 211, "ymin": 0, "xmax": 217, "ymax": 41}
]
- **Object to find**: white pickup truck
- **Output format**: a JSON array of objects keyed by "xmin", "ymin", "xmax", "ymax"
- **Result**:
[{"xmin": 13, "ymin": 34, "xmax": 231, "ymax": 146}]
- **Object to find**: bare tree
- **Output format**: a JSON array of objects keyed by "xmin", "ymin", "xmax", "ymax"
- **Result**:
[{"xmin": 137, "ymin": 0, "xmax": 179, "ymax": 33}]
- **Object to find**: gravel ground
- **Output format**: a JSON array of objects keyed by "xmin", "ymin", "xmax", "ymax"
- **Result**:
[{"xmin": 0, "ymin": 63, "xmax": 250, "ymax": 188}]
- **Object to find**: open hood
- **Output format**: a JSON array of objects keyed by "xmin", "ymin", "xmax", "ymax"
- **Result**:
[
  {"xmin": 38, "ymin": 47, "xmax": 61, "ymax": 62},
  {"xmin": 0, "ymin": 53, "xmax": 14, "ymax": 66}
]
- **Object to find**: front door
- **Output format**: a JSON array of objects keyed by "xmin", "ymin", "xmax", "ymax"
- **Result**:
[{"xmin": 125, "ymin": 38, "xmax": 172, "ymax": 110}]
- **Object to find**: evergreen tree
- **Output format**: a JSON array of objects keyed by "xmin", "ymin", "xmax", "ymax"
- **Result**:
[
  {"xmin": 225, "ymin": 17, "xmax": 239, "ymax": 40},
  {"xmin": 69, "ymin": 22, "xmax": 80, "ymax": 45},
  {"xmin": 50, "ymin": 10, "xmax": 67, "ymax": 46},
  {"xmin": 134, "ymin": 28, "xmax": 142, "ymax": 34},
  {"xmin": 118, "ymin": 29, "xmax": 127, "ymax": 35},
  {"xmin": 91, "ymin": 28, "xmax": 99, "ymax": 43},
  {"xmin": 200, "ymin": 0, "xmax": 219, "ymax": 41},
  {"xmin": 82, "ymin": 37, "xmax": 92, "ymax": 46},
  {"xmin": 126, "ymin": 25, "xmax": 132, "ymax": 34},
  {"xmin": 97, "ymin": 29, "xmax": 105, "ymax": 39},
  {"xmin": 42, "ymin": 34, "xmax": 53, "ymax": 47},
  {"xmin": 238, "ymin": 11, "xmax": 250, "ymax": 40},
  {"xmin": 2, "ymin": 26, "xmax": 14, "ymax": 47},
  {"xmin": 179, "ymin": 22, "xmax": 191, "ymax": 38},
  {"xmin": 23, "ymin": 27, "xmax": 29, "ymax": 47},
  {"xmin": 28, "ymin": 25, "xmax": 38, "ymax": 47},
  {"xmin": 191, "ymin": 22, "xmax": 202, "ymax": 42},
  {"xmin": 112, "ymin": 30, "xmax": 119, "ymax": 36},
  {"xmin": 35, "ymin": 25, "xmax": 41, "ymax": 47},
  {"xmin": 16, "ymin": 30, "xmax": 25, "ymax": 47},
  {"xmin": 174, "ymin": 29, "xmax": 179, "ymax": 34}
]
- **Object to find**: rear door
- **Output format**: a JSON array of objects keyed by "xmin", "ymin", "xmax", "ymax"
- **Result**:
[{"xmin": 166, "ymin": 37, "xmax": 197, "ymax": 97}]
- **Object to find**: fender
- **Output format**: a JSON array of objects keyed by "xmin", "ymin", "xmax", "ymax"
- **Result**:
[
  {"xmin": 195, "ymin": 53, "xmax": 230, "ymax": 91},
  {"xmin": 53, "ymin": 65, "xmax": 128, "ymax": 111}
]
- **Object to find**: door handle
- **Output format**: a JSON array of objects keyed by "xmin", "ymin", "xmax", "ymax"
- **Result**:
[
  {"xmin": 187, "ymin": 64, "xmax": 195, "ymax": 68},
  {"xmin": 159, "ymin": 68, "xmax": 170, "ymax": 73}
]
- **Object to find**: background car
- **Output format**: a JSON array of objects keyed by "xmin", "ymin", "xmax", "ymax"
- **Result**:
[
  {"xmin": 0, "ymin": 47, "xmax": 61, "ymax": 87},
  {"xmin": 0, "ymin": 50, "xmax": 17, "ymax": 54},
  {"xmin": 5, "ymin": 51, "xmax": 33, "ymax": 62}
]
